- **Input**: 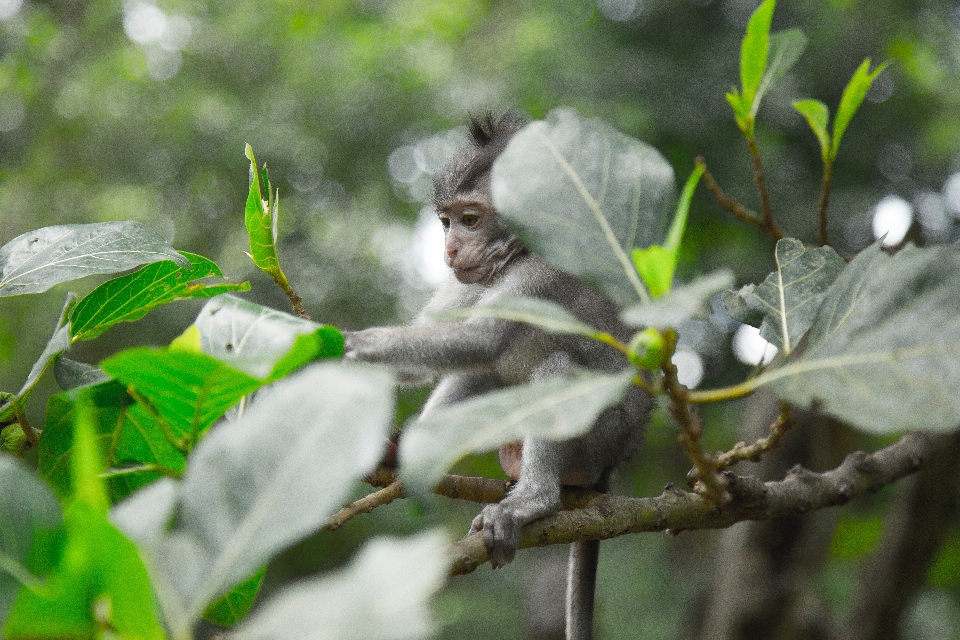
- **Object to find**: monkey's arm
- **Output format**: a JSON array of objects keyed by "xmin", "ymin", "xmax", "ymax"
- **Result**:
[
  {"xmin": 343, "ymin": 316, "xmax": 524, "ymax": 371},
  {"xmin": 468, "ymin": 438, "xmax": 565, "ymax": 568}
]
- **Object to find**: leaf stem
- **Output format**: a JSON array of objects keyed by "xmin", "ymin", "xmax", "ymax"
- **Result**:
[
  {"xmin": 817, "ymin": 161, "xmax": 834, "ymax": 247},
  {"xmin": 660, "ymin": 330, "xmax": 729, "ymax": 505},
  {"xmin": 744, "ymin": 135, "xmax": 785, "ymax": 239},
  {"xmin": 10, "ymin": 398, "xmax": 37, "ymax": 447}
]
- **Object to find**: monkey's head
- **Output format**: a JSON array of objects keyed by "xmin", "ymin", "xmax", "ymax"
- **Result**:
[{"xmin": 433, "ymin": 112, "xmax": 527, "ymax": 286}]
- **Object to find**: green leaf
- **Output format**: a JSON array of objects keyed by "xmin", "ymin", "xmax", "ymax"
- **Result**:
[
  {"xmin": 0, "ymin": 222, "xmax": 187, "ymax": 297},
  {"xmin": 664, "ymin": 163, "xmax": 705, "ymax": 259},
  {"xmin": 204, "ymin": 567, "xmax": 266, "ymax": 626},
  {"xmin": 70, "ymin": 252, "xmax": 249, "ymax": 342},
  {"xmin": 757, "ymin": 242, "xmax": 960, "ymax": 433},
  {"xmin": 244, "ymin": 144, "xmax": 282, "ymax": 274},
  {"xmin": 632, "ymin": 245, "xmax": 674, "ymax": 299},
  {"xmin": 622, "ymin": 270, "xmax": 735, "ymax": 330},
  {"xmin": 740, "ymin": 0, "xmax": 775, "ymax": 105},
  {"xmin": 6, "ymin": 502, "xmax": 165, "ymax": 640},
  {"xmin": 38, "ymin": 380, "xmax": 185, "ymax": 503},
  {"xmin": 7, "ymin": 404, "xmax": 164, "ymax": 639},
  {"xmin": 194, "ymin": 294, "xmax": 344, "ymax": 379},
  {"xmin": 751, "ymin": 29, "xmax": 807, "ymax": 118},
  {"xmin": 491, "ymin": 108, "xmax": 676, "ymax": 305},
  {"xmin": 232, "ymin": 532, "xmax": 450, "ymax": 640},
  {"xmin": 110, "ymin": 363, "xmax": 395, "ymax": 635},
  {"xmin": 793, "ymin": 99, "xmax": 831, "ymax": 163},
  {"xmin": 831, "ymin": 59, "xmax": 889, "ymax": 160},
  {"xmin": 722, "ymin": 239, "xmax": 845, "ymax": 355},
  {"xmin": 438, "ymin": 294, "xmax": 603, "ymax": 339},
  {"xmin": 101, "ymin": 347, "xmax": 263, "ymax": 448},
  {"xmin": 399, "ymin": 370, "xmax": 635, "ymax": 492},
  {"xmin": 0, "ymin": 297, "xmax": 72, "ymax": 423},
  {"xmin": 0, "ymin": 457, "xmax": 62, "ymax": 627}
]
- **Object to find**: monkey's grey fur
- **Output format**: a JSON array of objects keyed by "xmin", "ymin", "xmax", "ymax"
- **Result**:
[{"xmin": 344, "ymin": 112, "xmax": 651, "ymax": 640}]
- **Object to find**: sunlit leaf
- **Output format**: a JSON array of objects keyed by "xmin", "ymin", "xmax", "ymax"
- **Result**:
[
  {"xmin": 751, "ymin": 29, "xmax": 807, "ymax": 118},
  {"xmin": 0, "ymin": 222, "xmax": 187, "ymax": 297},
  {"xmin": 231, "ymin": 532, "xmax": 450, "ymax": 640},
  {"xmin": 101, "ymin": 347, "xmax": 262, "ymax": 447},
  {"xmin": 111, "ymin": 363, "xmax": 395, "ymax": 635},
  {"xmin": 244, "ymin": 145, "xmax": 283, "ymax": 275},
  {"xmin": 758, "ymin": 242, "xmax": 960, "ymax": 433},
  {"xmin": 793, "ymin": 99, "xmax": 831, "ymax": 162},
  {"xmin": 492, "ymin": 108, "xmax": 675, "ymax": 305},
  {"xmin": 622, "ymin": 270, "xmax": 735, "ymax": 329},
  {"xmin": 722, "ymin": 239, "xmax": 845, "ymax": 355},
  {"xmin": 194, "ymin": 294, "xmax": 344, "ymax": 379},
  {"xmin": 7, "ymin": 403, "xmax": 164, "ymax": 639},
  {"xmin": 400, "ymin": 370, "xmax": 635, "ymax": 492},
  {"xmin": 740, "ymin": 0, "xmax": 775, "ymax": 106},
  {"xmin": 632, "ymin": 245, "xmax": 674, "ymax": 299},
  {"xmin": 70, "ymin": 252, "xmax": 249, "ymax": 342},
  {"xmin": 831, "ymin": 59, "xmax": 889, "ymax": 160}
]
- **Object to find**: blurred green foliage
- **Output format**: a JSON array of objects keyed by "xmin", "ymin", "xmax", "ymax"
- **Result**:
[{"xmin": 4, "ymin": 0, "xmax": 960, "ymax": 636}]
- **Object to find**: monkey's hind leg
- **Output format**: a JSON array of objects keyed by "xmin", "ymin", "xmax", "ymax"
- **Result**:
[{"xmin": 567, "ymin": 539, "xmax": 600, "ymax": 640}]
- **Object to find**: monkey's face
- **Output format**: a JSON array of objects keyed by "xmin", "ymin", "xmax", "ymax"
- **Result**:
[{"xmin": 437, "ymin": 203, "xmax": 523, "ymax": 285}]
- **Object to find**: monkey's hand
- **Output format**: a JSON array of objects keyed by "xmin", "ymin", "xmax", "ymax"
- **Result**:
[{"xmin": 468, "ymin": 483, "xmax": 560, "ymax": 568}]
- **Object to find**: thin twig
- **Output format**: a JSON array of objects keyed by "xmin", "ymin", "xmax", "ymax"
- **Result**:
[
  {"xmin": 745, "ymin": 136, "xmax": 782, "ymax": 238},
  {"xmin": 325, "ymin": 481, "xmax": 404, "ymax": 531},
  {"xmin": 715, "ymin": 404, "xmax": 795, "ymax": 470},
  {"xmin": 697, "ymin": 158, "xmax": 785, "ymax": 242}
]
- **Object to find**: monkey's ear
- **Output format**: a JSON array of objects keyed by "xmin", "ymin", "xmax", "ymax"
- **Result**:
[
  {"xmin": 468, "ymin": 112, "xmax": 497, "ymax": 147},
  {"xmin": 468, "ymin": 111, "xmax": 524, "ymax": 148}
]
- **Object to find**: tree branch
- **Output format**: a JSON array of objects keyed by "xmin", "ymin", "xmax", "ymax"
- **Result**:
[{"xmin": 447, "ymin": 432, "xmax": 937, "ymax": 576}]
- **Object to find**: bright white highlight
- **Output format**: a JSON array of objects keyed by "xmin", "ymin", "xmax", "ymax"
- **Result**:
[
  {"xmin": 872, "ymin": 195, "xmax": 913, "ymax": 247},
  {"xmin": 732, "ymin": 324, "xmax": 777, "ymax": 366},
  {"xmin": 123, "ymin": 2, "xmax": 167, "ymax": 44},
  {"xmin": 672, "ymin": 347, "xmax": 704, "ymax": 389},
  {"xmin": 0, "ymin": 0, "xmax": 23, "ymax": 21},
  {"xmin": 412, "ymin": 208, "xmax": 449, "ymax": 285}
]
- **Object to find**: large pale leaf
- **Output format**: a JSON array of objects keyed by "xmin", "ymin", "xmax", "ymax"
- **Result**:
[
  {"xmin": 0, "ymin": 457, "xmax": 62, "ymax": 627},
  {"xmin": 111, "ymin": 363, "xmax": 395, "ymax": 635},
  {"xmin": 722, "ymin": 238, "xmax": 844, "ymax": 355},
  {"xmin": 0, "ymin": 222, "xmax": 187, "ymax": 297},
  {"xmin": 231, "ymin": 532, "xmax": 449, "ymax": 640},
  {"xmin": 622, "ymin": 270, "xmax": 734, "ymax": 329},
  {"xmin": 759, "ymin": 243, "xmax": 960, "ymax": 433},
  {"xmin": 491, "ymin": 108, "xmax": 675, "ymax": 305},
  {"xmin": 194, "ymin": 294, "xmax": 344, "ymax": 379},
  {"xmin": 400, "ymin": 370, "xmax": 635, "ymax": 492},
  {"xmin": 438, "ymin": 294, "xmax": 602, "ymax": 338}
]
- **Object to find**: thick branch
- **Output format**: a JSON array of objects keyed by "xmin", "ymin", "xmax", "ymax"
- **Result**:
[{"xmin": 448, "ymin": 432, "xmax": 936, "ymax": 576}]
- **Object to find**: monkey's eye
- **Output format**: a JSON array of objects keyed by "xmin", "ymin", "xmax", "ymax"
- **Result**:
[
  {"xmin": 461, "ymin": 212, "xmax": 480, "ymax": 228},
  {"xmin": 438, "ymin": 215, "xmax": 450, "ymax": 230}
]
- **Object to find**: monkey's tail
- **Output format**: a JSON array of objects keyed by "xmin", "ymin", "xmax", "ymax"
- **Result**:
[{"xmin": 566, "ymin": 538, "xmax": 599, "ymax": 640}]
